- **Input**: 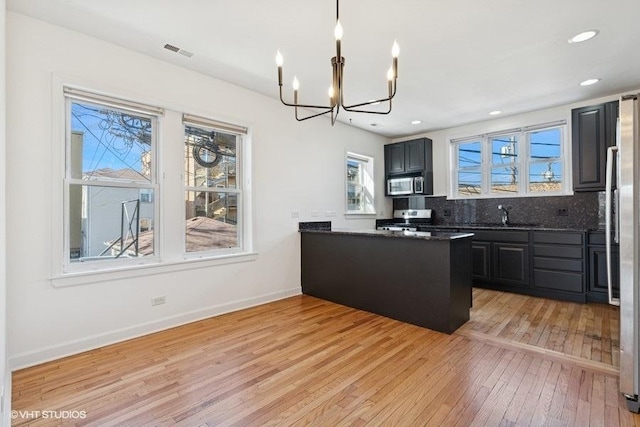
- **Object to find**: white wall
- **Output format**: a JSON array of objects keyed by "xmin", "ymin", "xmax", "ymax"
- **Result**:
[
  {"xmin": 1, "ymin": 1, "xmax": 8, "ymax": 424},
  {"xmin": 5, "ymin": 12, "xmax": 391, "ymax": 369},
  {"xmin": 395, "ymin": 92, "xmax": 630, "ymax": 197}
]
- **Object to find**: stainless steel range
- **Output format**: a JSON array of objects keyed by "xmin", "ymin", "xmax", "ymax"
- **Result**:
[{"xmin": 376, "ymin": 209, "xmax": 432, "ymax": 231}]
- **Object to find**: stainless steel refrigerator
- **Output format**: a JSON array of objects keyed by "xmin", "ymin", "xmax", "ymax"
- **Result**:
[{"xmin": 606, "ymin": 93, "xmax": 640, "ymax": 412}]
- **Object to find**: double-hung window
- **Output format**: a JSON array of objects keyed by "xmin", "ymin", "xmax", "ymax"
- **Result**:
[
  {"xmin": 61, "ymin": 87, "xmax": 252, "ymax": 278},
  {"xmin": 345, "ymin": 152, "xmax": 375, "ymax": 215},
  {"xmin": 451, "ymin": 121, "xmax": 567, "ymax": 198},
  {"xmin": 183, "ymin": 114, "xmax": 246, "ymax": 255},
  {"xmin": 64, "ymin": 88, "xmax": 161, "ymax": 269}
]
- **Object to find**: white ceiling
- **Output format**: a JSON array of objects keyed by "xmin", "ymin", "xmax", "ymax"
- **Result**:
[{"xmin": 8, "ymin": 0, "xmax": 640, "ymax": 138}]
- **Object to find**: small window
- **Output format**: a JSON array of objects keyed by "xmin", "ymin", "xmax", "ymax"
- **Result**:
[
  {"xmin": 456, "ymin": 140, "xmax": 482, "ymax": 196},
  {"xmin": 490, "ymin": 134, "xmax": 519, "ymax": 194},
  {"xmin": 346, "ymin": 152, "xmax": 375, "ymax": 214},
  {"xmin": 528, "ymin": 127, "xmax": 563, "ymax": 193}
]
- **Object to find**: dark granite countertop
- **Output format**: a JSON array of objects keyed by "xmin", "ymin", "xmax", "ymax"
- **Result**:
[
  {"xmin": 299, "ymin": 228, "xmax": 474, "ymax": 241},
  {"xmin": 416, "ymin": 224, "xmax": 591, "ymax": 232}
]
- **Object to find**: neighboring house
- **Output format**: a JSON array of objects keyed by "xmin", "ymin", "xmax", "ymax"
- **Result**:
[{"xmin": 75, "ymin": 168, "xmax": 155, "ymax": 258}]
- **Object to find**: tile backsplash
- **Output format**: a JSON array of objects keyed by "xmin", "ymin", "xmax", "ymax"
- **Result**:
[{"xmin": 393, "ymin": 192, "xmax": 604, "ymax": 230}]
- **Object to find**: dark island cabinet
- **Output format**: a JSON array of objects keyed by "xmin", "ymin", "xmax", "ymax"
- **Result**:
[
  {"xmin": 572, "ymin": 100, "xmax": 619, "ymax": 192},
  {"xmin": 587, "ymin": 231, "xmax": 620, "ymax": 303},
  {"xmin": 384, "ymin": 138, "xmax": 433, "ymax": 176}
]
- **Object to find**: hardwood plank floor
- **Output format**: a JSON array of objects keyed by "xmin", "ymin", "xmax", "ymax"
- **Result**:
[{"xmin": 11, "ymin": 289, "xmax": 640, "ymax": 426}]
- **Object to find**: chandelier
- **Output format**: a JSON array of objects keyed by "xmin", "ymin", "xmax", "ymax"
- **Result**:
[{"xmin": 276, "ymin": 0, "xmax": 399, "ymax": 125}]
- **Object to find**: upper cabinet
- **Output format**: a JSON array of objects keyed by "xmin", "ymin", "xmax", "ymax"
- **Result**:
[
  {"xmin": 571, "ymin": 100, "xmax": 619, "ymax": 192},
  {"xmin": 384, "ymin": 138, "xmax": 433, "ymax": 176},
  {"xmin": 384, "ymin": 138, "xmax": 434, "ymax": 195}
]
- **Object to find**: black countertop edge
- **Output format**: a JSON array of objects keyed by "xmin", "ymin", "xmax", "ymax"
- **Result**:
[
  {"xmin": 415, "ymin": 224, "xmax": 593, "ymax": 232},
  {"xmin": 299, "ymin": 228, "xmax": 474, "ymax": 241}
]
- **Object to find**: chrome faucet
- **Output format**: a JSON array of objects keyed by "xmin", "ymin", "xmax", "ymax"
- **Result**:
[{"xmin": 497, "ymin": 205, "xmax": 510, "ymax": 226}]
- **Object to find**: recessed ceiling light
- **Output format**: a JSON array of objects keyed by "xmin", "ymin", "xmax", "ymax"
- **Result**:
[
  {"xmin": 411, "ymin": 120, "xmax": 422, "ymax": 125},
  {"xmin": 580, "ymin": 78, "xmax": 601, "ymax": 86},
  {"xmin": 489, "ymin": 110, "xmax": 502, "ymax": 116},
  {"xmin": 568, "ymin": 30, "xmax": 599, "ymax": 44}
]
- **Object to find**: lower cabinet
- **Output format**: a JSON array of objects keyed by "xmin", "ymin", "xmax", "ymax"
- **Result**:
[
  {"xmin": 443, "ymin": 227, "xmax": 616, "ymax": 303},
  {"xmin": 471, "ymin": 241, "xmax": 491, "ymax": 283},
  {"xmin": 494, "ymin": 243, "xmax": 529, "ymax": 287},
  {"xmin": 532, "ymin": 231, "xmax": 585, "ymax": 302},
  {"xmin": 587, "ymin": 231, "xmax": 620, "ymax": 303},
  {"xmin": 462, "ymin": 230, "xmax": 530, "ymax": 291},
  {"xmin": 465, "ymin": 229, "xmax": 587, "ymax": 302}
]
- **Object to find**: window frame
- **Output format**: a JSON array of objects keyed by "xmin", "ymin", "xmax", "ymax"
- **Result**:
[
  {"xmin": 63, "ymin": 90, "xmax": 161, "ymax": 273},
  {"xmin": 183, "ymin": 115, "xmax": 246, "ymax": 258},
  {"xmin": 52, "ymin": 82, "xmax": 255, "ymax": 285},
  {"xmin": 450, "ymin": 121, "xmax": 569, "ymax": 199},
  {"xmin": 345, "ymin": 151, "xmax": 376, "ymax": 216}
]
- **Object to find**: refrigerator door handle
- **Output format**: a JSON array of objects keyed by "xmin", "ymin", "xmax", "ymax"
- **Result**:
[{"xmin": 605, "ymin": 145, "xmax": 620, "ymax": 306}]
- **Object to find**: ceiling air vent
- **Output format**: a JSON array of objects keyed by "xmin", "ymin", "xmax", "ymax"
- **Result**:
[
  {"xmin": 163, "ymin": 43, "xmax": 180, "ymax": 53},
  {"xmin": 163, "ymin": 43, "xmax": 194, "ymax": 58}
]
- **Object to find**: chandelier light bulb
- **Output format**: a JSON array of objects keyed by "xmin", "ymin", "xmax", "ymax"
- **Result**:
[
  {"xmin": 328, "ymin": 86, "xmax": 335, "ymax": 98},
  {"xmin": 334, "ymin": 20, "xmax": 343, "ymax": 40},
  {"xmin": 392, "ymin": 41, "xmax": 400, "ymax": 58},
  {"xmin": 275, "ymin": 50, "xmax": 283, "ymax": 67},
  {"xmin": 292, "ymin": 76, "xmax": 300, "ymax": 91},
  {"xmin": 387, "ymin": 67, "xmax": 394, "ymax": 81}
]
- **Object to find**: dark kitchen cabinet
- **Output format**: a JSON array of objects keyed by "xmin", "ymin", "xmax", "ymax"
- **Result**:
[
  {"xmin": 384, "ymin": 138, "xmax": 433, "ymax": 176},
  {"xmin": 587, "ymin": 231, "xmax": 619, "ymax": 303},
  {"xmin": 532, "ymin": 231, "xmax": 585, "ymax": 302},
  {"xmin": 461, "ymin": 229, "xmax": 530, "ymax": 290},
  {"xmin": 494, "ymin": 243, "xmax": 529, "ymax": 287},
  {"xmin": 572, "ymin": 100, "xmax": 619, "ymax": 192},
  {"xmin": 385, "ymin": 143, "xmax": 406, "ymax": 175},
  {"xmin": 471, "ymin": 241, "xmax": 491, "ymax": 282}
]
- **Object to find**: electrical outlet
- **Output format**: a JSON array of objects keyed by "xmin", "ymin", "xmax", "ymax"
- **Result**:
[
  {"xmin": 557, "ymin": 208, "xmax": 568, "ymax": 216},
  {"xmin": 443, "ymin": 209, "xmax": 452, "ymax": 217},
  {"xmin": 311, "ymin": 210, "xmax": 319, "ymax": 217},
  {"xmin": 291, "ymin": 211, "xmax": 299, "ymax": 218},
  {"xmin": 151, "ymin": 296, "xmax": 166, "ymax": 306}
]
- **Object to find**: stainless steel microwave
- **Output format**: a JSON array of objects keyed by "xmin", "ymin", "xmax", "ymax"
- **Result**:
[{"xmin": 387, "ymin": 176, "xmax": 424, "ymax": 195}]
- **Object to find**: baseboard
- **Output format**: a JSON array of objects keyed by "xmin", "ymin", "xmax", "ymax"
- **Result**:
[{"xmin": 9, "ymin": 287, "xmax": 300, "ymax": 371}]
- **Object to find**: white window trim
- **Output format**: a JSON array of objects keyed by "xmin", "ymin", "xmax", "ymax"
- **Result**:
[
  {"xmin": 449, "ymin": 121, "xmax": 570, "ymax": 199},
  {"xmin": 182, "ymin": 115, "xmax": 246, "ymax": 259},
  {"xmin": 345, "ymin": 151, "xmax": 376, "ymax": 216},
  {"xmin": 62, "ymin": 88, "xmax": 162, "ymax": 274},
  {"xmin": 51, "ymin": 76, "xmax": 255, "ymax": 286}
]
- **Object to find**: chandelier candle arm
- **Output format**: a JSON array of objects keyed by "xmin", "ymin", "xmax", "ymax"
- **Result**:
[{"xmin": 275, "ymin": 0, "xmax": 399, "ymax": 124}]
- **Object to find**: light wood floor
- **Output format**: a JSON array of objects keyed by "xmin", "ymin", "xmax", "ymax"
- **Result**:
[{"xmin": 11, "ymin": 289, "xmax": 640, "ymax": 426}]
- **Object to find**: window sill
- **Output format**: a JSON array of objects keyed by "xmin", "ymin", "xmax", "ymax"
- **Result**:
[
  {"xmin": 51, "ymin": 251, "xmax": 258, "ymax": 288},
  {"xmin": 344, "ymin": 212, "xmax": 377, "ymax": 219}
]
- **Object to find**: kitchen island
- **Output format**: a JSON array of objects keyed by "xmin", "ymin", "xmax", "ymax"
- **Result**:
[{"xmin": 299, "ymin": 224, "xmax": 474, "ymax": 334}]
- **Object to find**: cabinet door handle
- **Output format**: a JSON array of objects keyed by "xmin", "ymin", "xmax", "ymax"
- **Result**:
[{"xmin": 605, "ymin": 145, "xmax": 620, "ymax": 306}]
